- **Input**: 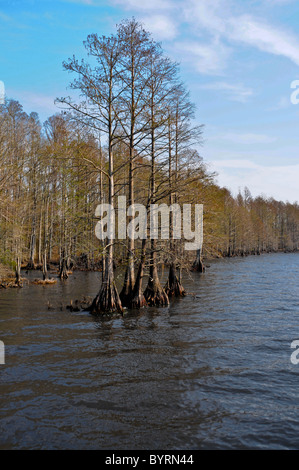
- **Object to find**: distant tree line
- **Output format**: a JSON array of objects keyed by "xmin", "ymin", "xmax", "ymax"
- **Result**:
[{"xmin": 0, "ymin": 19, "xmax": 298, "ymax": 312}]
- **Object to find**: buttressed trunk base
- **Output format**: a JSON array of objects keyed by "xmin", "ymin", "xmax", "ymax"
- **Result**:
[
  {"xmin": 192, "ymin": 249, "xmax": 205, "ymax": 273},
  {"xmin": 144, "ymin": 271, "xmax": 169, "ymax": 307},
  {"xmin": 90, "ymin": 271, "xmax": 123, "ymax": 315},
  {"xmin": 165, "ymin": 263, "xmax": 186, "ymax": 297}
]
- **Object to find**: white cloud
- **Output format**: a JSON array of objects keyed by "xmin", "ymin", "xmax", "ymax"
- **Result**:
[
  {"xmin": 174, "ymin": 41, "xmax": 231, "ymax": 75},
  {"xmin": 200, "ymin": 81, "xmax": 254, "ymax": 102},
  {"xmin": 64, "ymin": 0, "xmax": 299, "ymax": 70},
  {"xmin": 7, "ymin": 89, "xmax": 58, "ymax": 118},
  {"xmin": 227, "ymin": 15, "xmax": 299, "ymax": 66},
  {"xmin": 66, "ymin": 0, "xmax": 299, "ymax": 74},
  {"xmin": 184, "ymin": 0, "xmax": 299, "ymax": 68},
  {"xmin": 141, "ymin": 15, "xmax": 177, "ymax": 40},
  {"xmin": 211, "ymin": 159, "xmax": 299, "ymax": 202},
  {"xmin": 183, "ymin": 0, "xmax": 227, "ymax": 36}
]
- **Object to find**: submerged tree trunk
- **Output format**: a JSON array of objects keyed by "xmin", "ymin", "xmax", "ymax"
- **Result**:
[
  {"xmin": 90, "ymin": 246, "xmax": 123, "ymax": 314},
  {"xmin": 91, "ymin": 158, "xmax": 123, "ymax": 314},
  {"xmin": 165, "ymin": 262, "xmax": 186, "ymax": 297},
  {"xmin": 119, "ymin": 121, "xmax": 135, "ymax": 308},
  {"xmin": 58, "ymin": 249, "xmax": 68, "ymax": 280},
  {"xmin": 90, "ymin": 78, "xmax": 122, "ymax": 314},
  {"xmin": 130, "ymin": 239, "xmax": 147, "ymax": 309},
  {"xmin": 164, "ymin": 111, "xmax": 185, "ymax": 298},
  {"xmin": 120, "ymin": 254, "xmax": 135, "ymax": 307},
  {"xmin": 192, "ymin": 248, "xmax": 205, "ymax": 273},
  {"xmin": 143, "ymin": 92, "xmax": 169, "ymax": 308},
  {"xmin": 42, "ymin": 251, "xmax": 49, "ymax": 281},
  {"xmin": 43, "ymin": 196, "xmax": 49, "ymax": 281},
  {"xmin": 28, "ymin": 196, "xmax": 37, "ymax": 269},
  {"xmin": 144, "ymin": 265, "xmax": 169, "ymax": 307},
  {"xmin": 144, "ymin": 242, "xmax": 169, "ymax": 307},
  {"xmin": 15, "ymin": 256, "xmax": 22, "ymax": 287},
  {"xmin": 119, "ymin": 165, "xmax": 135, "ymax": 307}
]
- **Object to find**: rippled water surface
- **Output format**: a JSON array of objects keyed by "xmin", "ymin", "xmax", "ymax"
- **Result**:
[{"xmin": 1, "ymin": 253, "xmax": 299, "ymax": 449}]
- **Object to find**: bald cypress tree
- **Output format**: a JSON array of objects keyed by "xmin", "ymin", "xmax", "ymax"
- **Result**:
[
  {"xmin": 116, "ymin": 19, "xmax": 156, "ymax": 308},
  {"xmin": 58, "ymin": 32, "xmax": 124, "ymax": 313}
]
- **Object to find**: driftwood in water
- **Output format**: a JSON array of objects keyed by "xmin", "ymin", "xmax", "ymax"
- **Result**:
[
  {"xmin": 66, "ymin": 300, "xmax": 80, "ymax": 312},
  {"xmin": 32, "ymin": 278, "xmax": 57, "ymax": 285}
]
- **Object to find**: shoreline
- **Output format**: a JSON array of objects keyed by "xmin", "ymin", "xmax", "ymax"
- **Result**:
[{"xmin": 1, "ymin": 248, "xmax": 298, "ymax": 290}]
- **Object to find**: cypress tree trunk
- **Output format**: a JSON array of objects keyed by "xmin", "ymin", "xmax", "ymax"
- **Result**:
[
  {"xmin": 143, "ymin": 93, "xmax": 169, "ymax": 308},
  {"xmin": 165, "ymin": 112, "xmax": 185, "ymax": 298},
  {"xmin": 120, "ymin": 30, "xmax": 137, "ymax": 307},
  {"xmin": 119, "ymin": 173, "xmax": 135, "ymax": 306},
  {"xmin": 165, "ymin": 262, "xmax": 186, "ymax": 297},
  {"xmin": 120, "ymin": 254, "xmax": 135, "ymax": 307},
  {"xmin": 27, "ymin": 230, "xmax": 36, "ymax": 269},
  {"xmin": 90, "ymin": 244, "xmax": 123, "ymax": 314},
  {"xmin": 90, "ymin": 88, "xmax": 122, "ymax": 314},
  {"xmin": 42, "ymin": 251, "xmax": 49, "ymax": 281},
  {"xmin": 192, "ymin": 248, "xmax": 205, "ymax": 273},
  {"xmin": 130, "ymin": 238, "xmax": 147, "ymax": 309},
  {"xmin": 15, "ymin": 256, "xmax": 22, "ymax": 287},
  {"xmin": 144, "ymin": 241, "xmax": 169, "ymax": 307},
  {"xmin": 58, "ymin": 249, "xmax": 68, "ymax": 280},
  {"xmin": 120, "ymin": 149, "xmax": 135, "ymax": 307}
]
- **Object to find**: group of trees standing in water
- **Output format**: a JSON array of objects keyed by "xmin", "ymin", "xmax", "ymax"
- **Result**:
[{"xmin": 0, "ymin": 19, "xmax": 299, "ymax": 313}]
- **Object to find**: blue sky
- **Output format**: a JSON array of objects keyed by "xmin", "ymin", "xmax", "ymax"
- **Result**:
[{"xmin": 1, "ymin": 0, "xmax": 299, "ymax": 202}]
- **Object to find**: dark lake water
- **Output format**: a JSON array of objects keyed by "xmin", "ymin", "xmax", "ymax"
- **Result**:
[{"xmin": 1, "ymin": 253, "xmax": 299, "ymax": 450}]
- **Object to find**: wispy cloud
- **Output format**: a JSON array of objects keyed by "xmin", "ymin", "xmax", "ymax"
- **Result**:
[
  {"xmin": 63, "ymin": 0, "xmax": 299, "ymax": 71},
  {"xmin": 174, "ymin": 41, "xmax": 231, "ymax": 75},
  {"xmin": 211, "ymin": 159, "xmax": 299, "ymax": 202},
  {"xmin": 7, "ymin": 90, "xmax": 58, "ymax": 118},
  {"xmin": 141, "ymin": 15, "xmax": 177, "ymax": 40},
  {"xmin": 200, "ymin": 81, "xmax": 254, "ymax": 102},
  {"xmin": 213, "ymin": 132, "xmax": 277, "ymax": 144},
  {"xmin": 183, "ymin": 0, "xmax": 299, "ymax": 67},
  {"xmin": 227, "ymin": 15, "xmax": 299, "ymax": 66}
]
